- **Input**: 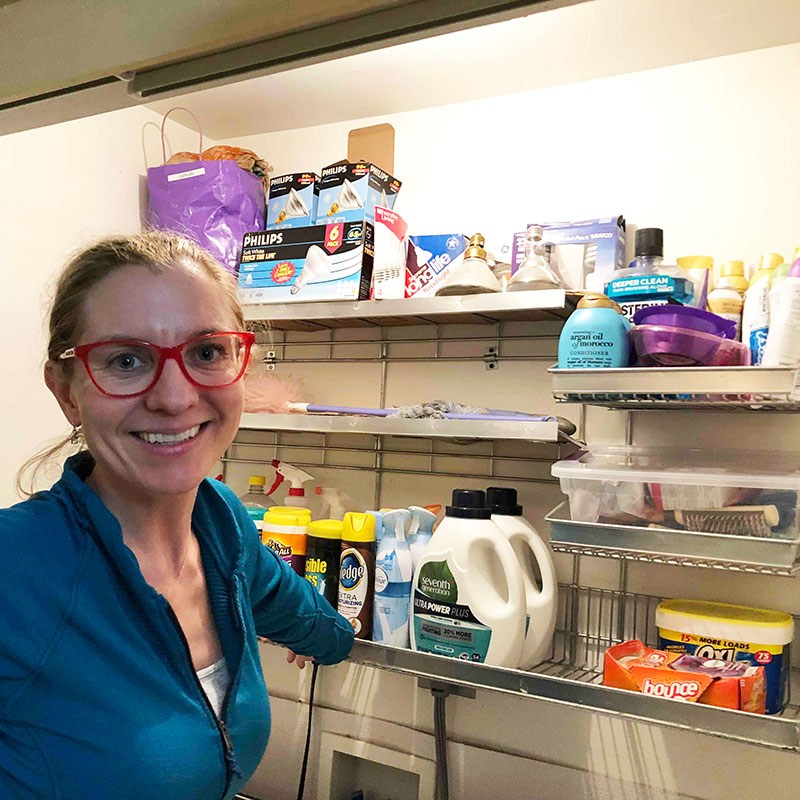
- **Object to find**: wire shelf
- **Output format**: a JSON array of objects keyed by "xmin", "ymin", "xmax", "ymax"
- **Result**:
[
  {"xmin": 549, "ymin": 366, "xmax": 800, "ymax": 411},
  {"xmin": 344, "ymin": 584, "xmax": 800, "ymax": 751}
]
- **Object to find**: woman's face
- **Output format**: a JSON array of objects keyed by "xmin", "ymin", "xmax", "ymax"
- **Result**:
[{"xmin": 47, "ymin": 264, "xmax": 245, "ymax": 502}]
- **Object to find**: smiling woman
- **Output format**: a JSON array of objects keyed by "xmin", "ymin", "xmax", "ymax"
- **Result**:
[{"xmin": 1, "ymin": 231, "xmax": 354, "ymax": 800}]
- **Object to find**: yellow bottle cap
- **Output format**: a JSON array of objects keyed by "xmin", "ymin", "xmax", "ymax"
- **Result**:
[
  {"xmin": 342, "ymin": 511, "xmax": 376, "ymax": 543},
  {"xmin": 249, "ymin": 475, "xmax": 266, "ymax": 486},
  {"xmin": 721, "ymin": 260, "xmax": 744, "ymax": 277},
  {"xmin": 263, "ymin": 510, "xmax": 306, "ymax": 526},
  {"xmin": 269, "ymin": 505, "xmax": 312, "ymax": 519},
  {"xmin": 308, "ymin": 519, "xmax": 343, "ymax": 539},
  {"xmin": 793, "ymin": 246, "xmax": 799, "ymax": 263},
  {"xmin": 760, "ymin": 252, "xmax": 783, "ymax": 270},
  {"xmin": 676, "ymin": 255, "xmax": 713, "ymax": 270}
]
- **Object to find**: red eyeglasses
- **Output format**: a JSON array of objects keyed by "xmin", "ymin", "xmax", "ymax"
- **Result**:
[{"xmin": 58, "ymin": 331, "xmax": 255, "ymax": 398}]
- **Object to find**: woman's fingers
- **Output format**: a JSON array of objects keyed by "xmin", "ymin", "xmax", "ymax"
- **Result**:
[{"xmin": 286, "ymin": 650, "xmax": 313, "ymax": 669}]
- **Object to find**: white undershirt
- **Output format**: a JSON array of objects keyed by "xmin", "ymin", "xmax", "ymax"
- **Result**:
[{"xmin": 196, "ymin": 657, "xmax": 231, "ymax": 718}]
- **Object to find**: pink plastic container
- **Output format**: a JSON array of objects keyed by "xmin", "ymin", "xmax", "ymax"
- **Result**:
[{"xmin": 630, "ymin": 324, "xmax": 726, "ymax": 366}]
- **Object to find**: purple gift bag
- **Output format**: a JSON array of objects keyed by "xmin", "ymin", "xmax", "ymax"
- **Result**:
[{"xmin": 146, "ymin": 108, "xmax": 265, "ymax": 274}]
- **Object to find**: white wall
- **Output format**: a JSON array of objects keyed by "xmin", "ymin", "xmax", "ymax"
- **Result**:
[{"xmin": 227, "ymin": 42, "xmax": 800, "ymax": 799}]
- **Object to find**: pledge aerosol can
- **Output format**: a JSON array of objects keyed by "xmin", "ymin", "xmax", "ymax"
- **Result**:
[
  {"xmin": 409, "ymin": 489, "xmax": 526, "ymax": 667},
  {"xmin": 337, "ymin": 512, "xmax": 376, "ymax": 639}
]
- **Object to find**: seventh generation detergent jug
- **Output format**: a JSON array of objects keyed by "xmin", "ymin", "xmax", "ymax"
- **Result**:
[{"xmin": 410, "ymin": 489, "xmax": 526, "ymax": 668}]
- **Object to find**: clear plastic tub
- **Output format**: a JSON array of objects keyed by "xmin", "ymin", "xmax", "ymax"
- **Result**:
[{"xmin": 551, "ymin": 446, "xmax": 800, "ymax": 539}]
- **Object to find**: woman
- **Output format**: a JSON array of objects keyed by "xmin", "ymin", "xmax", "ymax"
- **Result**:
[{"xmin": 0, "ymin": 232, "xmax": 354, "ymax": 799}]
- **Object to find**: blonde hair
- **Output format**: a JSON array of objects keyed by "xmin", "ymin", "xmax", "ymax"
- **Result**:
[{"xmin": 17, "ymin": 231, "xmax": 245, "ymax": 497}]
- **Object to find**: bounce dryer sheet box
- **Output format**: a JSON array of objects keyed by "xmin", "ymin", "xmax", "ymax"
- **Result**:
[
  {"xmin": 511, "ymin": 216, "xmax": 626, "ymax": 291},
  {"xmin": 371, "ymin": 207, "xmax": 409, "ymax": 300},
  {"xmin": 405, "ymin": 234, "xmax": 470, "ymax": 298},
  {"xmin": 603, "ymin": 640, "xmax": 766, "ymax": 713},
  {"xmin": 315, "ymin": 162, "xmax": 402, "ymax": 225},
  {"xmin": 266, "ymin": 172, "xmax": 319, "ymax": 229},
  {"xmin": 237, "ymin": 222, "xmax": 374, "ymax": 304}
]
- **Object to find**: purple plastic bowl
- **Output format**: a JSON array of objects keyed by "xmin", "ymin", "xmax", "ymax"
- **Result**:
[
  {"xmin": 632, "ymin": 305, "xmax": 736, "ymax": 339},
  {"xmin": 630, "ymin": 324, "xmax": 725, "ymax": 366},
  {"xmin": 710, "ymin": 337, "xmax": 751, "ymax": 366}
]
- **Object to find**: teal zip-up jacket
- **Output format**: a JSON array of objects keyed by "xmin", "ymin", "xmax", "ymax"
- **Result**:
[{"xmin": 0, "ymin": 453, "xmax": 354, "ymax": 799}]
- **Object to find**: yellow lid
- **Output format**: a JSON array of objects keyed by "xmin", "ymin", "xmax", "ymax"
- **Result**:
[
  {"xmin": 263, "ymin": 510, "xmax": 306, "ymax": 527},
  {"xmin": 760, "ymin": 252, "xmax": 783, "ymax": 270},
  {"xmin": 656, "ymin": 599, "xmax": 793, "ymax": 646},
  {"xmin": 269, "ymin": 505, "xmax": 311, "ymax": 519},
  {"xmin": 341, "ymin": 511, "xmax": 376, "ymax": 543},
  {"xmin": 308, "ymin": 519, "xmax": 343, "ymax": 539},
  {"xmin": 793, "ymin": 246, "xmax": 799, "ymax": 262},
  {"xmin": 249, "ymin": 475, "xmax": 266, "ymax": 486},
  {"xmin": 676, "ymin": 255, "xmax": 713, "ymax": 271},
  {"xmin": 721, "ymin": 260, "xmax": 744, "ymax": 277}
]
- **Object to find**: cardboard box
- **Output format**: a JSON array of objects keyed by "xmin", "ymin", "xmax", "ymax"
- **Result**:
[
  {"xmin": 371, "ymin": 207, "xmax": 409, "ymax": 300},
  {"xmin": 266, "ymin": 172, "xmax": 319, "ymax": 229},
  {"xmin": 237, "ymin": 223, "xmax": 374, "ymax": 304},
  {"xmin": 511, "ymin": 216, "xmax": 626, "ymax": 291},
  {"xmin": 604, "ymin": 640, "xmax": 766, "ymax": 713},
  {"xmin": 315, "ymin": 162, "xmax": 401, "ymax": 225},
  {"xmin": 405, "ymin": 234, "xmax": 470, "ymax": 298}
]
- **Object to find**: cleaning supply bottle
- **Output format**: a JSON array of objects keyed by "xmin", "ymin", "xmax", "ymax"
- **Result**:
[
  {"xmin": 409, "ymin": 489, "xmax": 526, "ymax": 668},
  {"xmin": 365, "ymin": 510, "xmax": 385, "ymax": 543},
  {"xmin": 766, "ymin": 260, "xmax": 791, "ymax": 336},
  {"xmin": 372, "ymin": 509, "xmax": 414, "ymax": 647},
  {"xmin": 238, "ymin": 476, "xmax": 272, "ymax": 533},
  {"xmin": 486, "ymin": 487, "xmax": 557, "ymax": 669},
  {"xmin": 435, "ymin": 234, "xmax": 502, "ymax": 296},
  {"xmin": 557, "ymin": 293, "xmax": 631, "ymax": 368},
  {"xmin": 338, "ymin": 512, "xmax": 377, "ymax": 639},
  {"xmin": 676, "ymin": 255, "xmax": 713, "ymax": 310},
  {"xmin": 742, "ymin": 252, "xmax": 781, "ymax": 364},
  {"xmin": 261, "ymin": 509, "xmax": 308, "ymax": 576},
  {"xmin": 273, "ymin": 462, "xmax": 315, "ymax": 507},
  {"xmin": 315, "ymin": 486, "xmax": 350, "ymax": 520},
  {"xmin": 605, "ymin": 228, "xmax": 694, "ymax": 320},
  {"xmin": 506, "ymin": 225, "xmax": 561, "ymax": 291},
  {"xmin": 408, "ymin": 505, "xmax": 437, "ymax": 572},
  {"xmin": 762, "ymin": 258, "xmax": 800, "ymax": 368},
  {"xmin": 304, "ymin": 519, "xmax": 343, "ymax": 609},
  {"xmin": 707, "ymin": 281, "xmax": 744, "ymax": 339}
]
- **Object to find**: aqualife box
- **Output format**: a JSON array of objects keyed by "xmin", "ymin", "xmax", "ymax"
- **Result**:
[
  {"xmin": 266, "ymin": 172, "xmax": 319, "ymax": 229},
  {"xmin": 315, "ymin": 162, "xmax": 401, "ymax": 225},
  {"xmin": 237, "ymin": 222, "xmax": 374, "ymax": 304},
  {"xmin": 405, "ymin": 234, "xmax": 470, "ymax": 298}
]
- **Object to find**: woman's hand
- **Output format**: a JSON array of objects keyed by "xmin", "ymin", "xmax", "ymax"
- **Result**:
[{"xmin": 286, "ymin": 650, "xmax": 313, "ymax": 670}]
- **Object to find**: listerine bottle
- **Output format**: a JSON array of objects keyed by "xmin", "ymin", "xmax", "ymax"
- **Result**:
[
  {"xmin": 605, "ymin": 228, "xmax": 694, "ymax": 321},
  {"xmin": 506, "ymin": 225, "xmax": 561, "ymax": 291}
]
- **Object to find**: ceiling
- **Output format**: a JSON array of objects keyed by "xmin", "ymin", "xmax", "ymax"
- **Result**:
[{"xmin": 145, "ymin": 0, "xmax": 800, "ymax": 140}]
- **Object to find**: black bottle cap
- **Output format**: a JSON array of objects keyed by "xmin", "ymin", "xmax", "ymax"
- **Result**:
[
  {"xmin": 634, "ymin": 228, "xmax": 664, "ymax": 258},
  {"xmin": 445, "ymin": 489, "xmax": 492, "ymax": 519},
  {"xmin": 486, "ymin": 486, "xmax": 523, "ymax": 516}
]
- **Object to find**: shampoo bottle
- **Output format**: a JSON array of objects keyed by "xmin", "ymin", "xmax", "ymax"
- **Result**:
[
  {"xmin": 338, "ymin": 512, "xmax": 376, "ymax": 639},
  {"xmin": 372, "ymin": 509, "xmax": 414, "ymax": 647},
  {"xmin": 743, "ymin": 252, "xmax": 781, "ymax": 364},
  {"xmin": 409, "ymin": 489, "xmax": 526, "ymax": 668},
  {"xmin": 486, "ymin": 487, "xmax": 557, "ymax": 669},
  {"xmin": 558, "ymin": 293, "xmax": 631, "ymax": 369},
  {"xmin": 762, "ymin": 258, "xmax": 800, "ymax": 368}
]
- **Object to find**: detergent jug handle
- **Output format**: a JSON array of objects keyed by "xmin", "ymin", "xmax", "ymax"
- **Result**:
[
  {"xmin": 467, "ymin": 533, "xmax": 525, "ymax": 621},
  {"xmin": 519, "ymin": 528, "xmax": 557, "ymax": 612}
]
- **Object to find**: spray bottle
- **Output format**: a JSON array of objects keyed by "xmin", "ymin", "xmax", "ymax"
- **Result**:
[
  {"xmin": 338, "ymin": 512, "xmax": 377, "ymax": 639},
  {"xmin": 373, "ymin": 509, "xmax": 414, "ymax": 647},
  {"xmin": 408, "ymin": 506, "xmax": 437, "ymax": 572},
  {"xmin": 486, "ymin": 487, "xmax": 557, "ymax": 669},
  {"xmin": 315, "ymin": 486, "xmax": 351, "ymax": 519},
  {"xmin": 269, "ymin": 460, "xmax": 315, "ymax": 507}
]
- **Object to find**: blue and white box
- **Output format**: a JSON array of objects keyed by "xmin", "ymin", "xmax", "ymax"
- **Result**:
[
  {"xmin": 237, "ymin": 223, "xmax": 374, "ymax": 304},
  {"xmin": 315, "ymin": 162, "xmax": 401, "ymax": 225},
  {"xmin": 266, "ymin": 172, "xmax": 319, "ymax": 229},
  {"xmin": 405, "ymin": 234, "xmax": 470, "ymax": 297}
]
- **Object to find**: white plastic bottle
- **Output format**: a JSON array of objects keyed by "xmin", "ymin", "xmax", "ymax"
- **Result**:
[
  {"xmin": 486, "ymin": 487, "xmax": 558, "ymax": 669},
  {"xmin": 373, "ymin": 509, "xmax": 413, "ymax": 647},
  {"xmin": 762, "ymin": 258, "xmax": 800, "ymax": 367},
  {"xmin": 409, "ymin": 489, "xmax": 526, "ymax": 668},
  {"xmin": 238, "ymin": 476, "xmax": 271, "ymax": 533},
  {"xmin": 408, "ymin": 506, "xmax": 437, "ymax": 572},
  {"xmin": 742, "ymin": 253, "xmax": 781, "ymax": 364}
]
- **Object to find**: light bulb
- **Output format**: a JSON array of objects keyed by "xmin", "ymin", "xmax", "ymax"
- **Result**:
[{"xmin": 291, "ymin": 245, "xmax": 333, "ymax": 295}]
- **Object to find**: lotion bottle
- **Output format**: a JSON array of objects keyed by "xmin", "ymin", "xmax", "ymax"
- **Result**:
[{"xmin": 558, "ymin": 293, "xmax": 631, "ymax": 369}]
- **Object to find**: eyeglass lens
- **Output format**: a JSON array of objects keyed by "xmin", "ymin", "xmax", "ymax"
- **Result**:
[{"xmin": 86, "ymin": 334, "xmax": 247, "ymax": 396}]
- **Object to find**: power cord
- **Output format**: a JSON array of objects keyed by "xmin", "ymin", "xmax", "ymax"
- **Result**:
[
  {"xmin": 432, "ymin": 688, "xmax": 449, "ymax": 800},
  {"xmin": 296, "ymin": 662, "xmax": 319, "ymax": 800}
]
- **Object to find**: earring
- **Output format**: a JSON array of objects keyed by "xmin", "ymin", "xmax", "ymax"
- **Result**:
[{"xmin": 70, "ymin": 426, "xmax": 82, "ymax": 445}]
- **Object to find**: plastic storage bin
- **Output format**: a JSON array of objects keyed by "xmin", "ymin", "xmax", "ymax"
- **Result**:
[{"xmin": 551, "ymin": 446, "xmax": 800, "ymax": 539}]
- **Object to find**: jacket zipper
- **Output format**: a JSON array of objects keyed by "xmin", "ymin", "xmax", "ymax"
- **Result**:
[{"xmin": 166, "ymin": 604, "xmax": 236, "ymax": 800}]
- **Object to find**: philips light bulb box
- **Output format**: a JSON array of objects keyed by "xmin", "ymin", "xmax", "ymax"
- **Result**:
[
  {"xmin": 237, "ymin": 222, "xmax": 374, "ymax": 304},
  {"xmin": 265, "ymin": 172, "xmax": 319, "ymax": 229},
  {"xmin": 511, "ymin": 217, "xmax": 626, "ymax": 290},
  {"xmin": 315, "ymin": 161, "xmax": 401, "ymax": 225}
]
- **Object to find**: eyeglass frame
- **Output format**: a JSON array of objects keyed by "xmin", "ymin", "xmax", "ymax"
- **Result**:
[{"xmin": 57, "ymin": 331, "xmax": 256, "ymax": 398}]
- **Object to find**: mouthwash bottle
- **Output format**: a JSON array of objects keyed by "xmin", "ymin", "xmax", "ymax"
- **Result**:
[{"xmin": 605, "ymin": 228, "xmax": 694, "ymax": 321}]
